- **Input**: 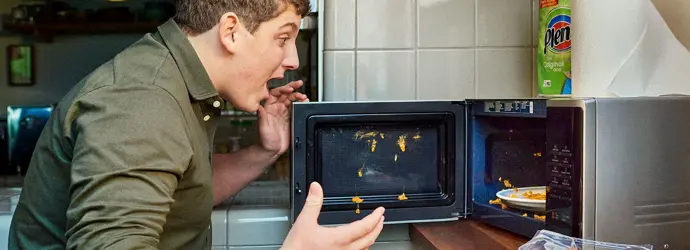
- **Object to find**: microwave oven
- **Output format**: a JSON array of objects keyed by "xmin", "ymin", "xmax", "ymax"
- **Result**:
[{"xmin": 290, "ymin": 97, "xmax": 690, "ymax": 249}]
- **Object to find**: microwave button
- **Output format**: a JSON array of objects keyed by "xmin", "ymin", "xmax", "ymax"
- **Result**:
[
  {"xmin": 552, "ymin": 145, "xmax": 559, "ymax": 152},
  {"xmin": 551, "ymin": 164, "xmax": 560, "ymax": 173},
  {"xmin": 562, "ymin": 157, "xmax": 570, "ymax": 164},
  {"xmin": 551, "ymin": 155, "xmax": 559, "ymax": 163},
  {"xmin": 551, "ymin": 177, "xmax": 559, "ymax": 185}
]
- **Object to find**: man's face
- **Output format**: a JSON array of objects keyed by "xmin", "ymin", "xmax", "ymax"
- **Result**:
[{"xmin": 219, "ymin": 6, "xmax": 302, "ymax": 112}]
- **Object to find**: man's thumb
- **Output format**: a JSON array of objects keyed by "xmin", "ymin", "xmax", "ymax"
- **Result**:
[{"xmin": 299, "ymin": 182, "xmax": 324, "ymax": 222}]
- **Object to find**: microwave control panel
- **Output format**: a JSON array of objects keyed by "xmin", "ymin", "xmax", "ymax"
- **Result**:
[
  {"xmin": 473, "ymin": 99, "xmax": 548, "ymax": 118},
  {"xmin": 545, "ymin": 107, "xmax": 582, "ymax": 238}
]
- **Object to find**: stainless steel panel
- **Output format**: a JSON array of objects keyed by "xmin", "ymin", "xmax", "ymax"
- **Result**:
[
  {"xmin": 594, "ymin": 97, "xmax": 690, "ymax": 249},
  {"xmin": 581, "ymin": 100, "xmax": 597, "ymax": 240}
]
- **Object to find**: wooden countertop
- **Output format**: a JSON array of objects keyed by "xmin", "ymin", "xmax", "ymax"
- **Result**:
[{"xmin": 410, "ymin": 220, "xmax": 530, "ymax": 250}]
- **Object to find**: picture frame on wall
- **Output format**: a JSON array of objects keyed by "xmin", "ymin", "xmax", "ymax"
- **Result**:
[{"xmin": 7, "ymin": 45, "xmax": 35, "ymax": 86}]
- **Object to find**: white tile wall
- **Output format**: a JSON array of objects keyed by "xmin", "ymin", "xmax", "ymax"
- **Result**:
[
  {"xmin": 323, "ymin": 0, "xmax": 537, "ymax": 101},
  {"xmin": 356, "ymin": 51, "xmax": 416, "ymax": 100},
  {"xmin": 324, "ymin": 0, "xmax": 356, "ymax": 49},
  {"xmin": 357, "ymin": 0, "xmax": 416, "ymax": 49},
  {"xmin": 476, "ymin": 48, "xmax": 533, "ymax": 98},
  {"xmin": 417, "ymin": 49, "xmax": 474, "ymax": 100},
  {"xmin": 324, "ymin": 51, "xmax": 356, "ymax": 101},
  {"xmin": 476, "ymin": 0, "xmax": 533, "ymax": 47}
]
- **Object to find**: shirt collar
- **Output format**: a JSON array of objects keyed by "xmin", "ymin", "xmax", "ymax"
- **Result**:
[{"xmin": 156, "ymin": 19, "xmax": 219, "ymax": 101}]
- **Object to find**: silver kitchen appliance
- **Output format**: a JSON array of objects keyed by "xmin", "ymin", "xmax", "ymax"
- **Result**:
[{"xmin": 290, "ymin": 97, "xmax": 690, "ymax": 249}]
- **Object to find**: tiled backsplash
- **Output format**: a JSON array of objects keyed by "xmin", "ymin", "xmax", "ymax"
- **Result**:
[{"xmin": 323, "ymin": 0, "xmax": 537, "ymax": 101}]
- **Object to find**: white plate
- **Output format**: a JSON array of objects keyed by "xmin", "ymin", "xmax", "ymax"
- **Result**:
[{"xmin": 496, "ymin": 186, "xmax": 547, "ymax": 212}]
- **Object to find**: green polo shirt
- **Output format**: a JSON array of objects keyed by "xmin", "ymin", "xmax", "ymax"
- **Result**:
[{"xmin": 8, "ymin": 19, "xmax": 223, "ymax": 250}]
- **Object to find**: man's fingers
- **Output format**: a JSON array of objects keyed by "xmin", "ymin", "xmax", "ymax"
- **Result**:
[
  {"xmin": 334, "ymin": 207, "xmax": 385, "ymax": 243},
  {"xmin": 282, "ymin": 93, "xmax": 306, "ymax": 106},
  {"xmin": 295, "ymin": 182, "xmax": 324, "ymax": 224},
  {"xmin": 270, "ymin": 86, "xmax": 293, "ymax": 96},
  {"xmin": 270, "ymin": 80, "xmax": 304, "ymax": 97},
  {"xmin": 348, "ymin": 216, "xmax": 385, "ymax": 250},
  {"xmin": 287, "ymin": 80, "xmax": 304, "ymax": 89}
]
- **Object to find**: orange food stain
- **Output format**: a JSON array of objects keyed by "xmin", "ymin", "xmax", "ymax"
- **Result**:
[{"xmin": 397, "ymin": 135, "xmax": 407, "ymax": 152}]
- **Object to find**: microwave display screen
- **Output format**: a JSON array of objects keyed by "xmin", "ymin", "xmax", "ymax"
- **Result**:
[{"xmin": 317, "ymin": 124, "xmax": 441, "ymax": 198}]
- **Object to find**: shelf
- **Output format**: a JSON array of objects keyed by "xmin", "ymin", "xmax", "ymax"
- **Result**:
[{"xmin": 2, "ymin": 22, "xmax": 162, "ymax": 41}]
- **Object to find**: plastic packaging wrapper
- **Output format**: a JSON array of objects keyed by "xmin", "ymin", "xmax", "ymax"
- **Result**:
[{"xmin": 519, "ymin": 230, "xmax": 653, "ymax": 250}]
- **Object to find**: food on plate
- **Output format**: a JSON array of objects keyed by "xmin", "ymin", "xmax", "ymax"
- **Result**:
[
  {"xmin": 358, "ymin": 167, "xmax": 363, "ymax": 177},
  {"xmin": 511, "ymin": 194, "xmax": 517, "ymax": 198},
  {"xmin": 379, "ymin": 133, "xmax": 385, "ymax": 139},
  {"xmin": 369, "ymin": 138, "xmax": 377, "ymax": 152},
  {"xmin": 522, "ymin": 190, "xmax": 546, "ymax": 200},
  {"xmin": 523, "ymin": 213, "xmax": 528, "ymax": 217},
  {"xmin": 503, "ymin": 179, "xmax": 513, "ymax": 188},
  {"xmin": 398, "ymin": 193, "xmax": 408, "ymax": 201}
]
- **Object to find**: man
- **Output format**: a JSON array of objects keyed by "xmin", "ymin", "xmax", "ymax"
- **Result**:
[{"xmin": 8, "ymin": 0, "xmax": 385, "ymax": 249}]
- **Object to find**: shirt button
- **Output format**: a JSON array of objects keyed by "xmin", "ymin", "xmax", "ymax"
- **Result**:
[
  {"xmin": 203, "ymin": 115, "xmax": 211, "ymax": 121},
  {"xmin": 213, "ymin": 101, "xmax": 221, "ymax": 108}
]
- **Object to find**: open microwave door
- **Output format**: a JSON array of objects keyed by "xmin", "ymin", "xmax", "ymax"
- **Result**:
[{"xmin": 290, "ymin": 101, "xmax": 467, "ymax": 225}]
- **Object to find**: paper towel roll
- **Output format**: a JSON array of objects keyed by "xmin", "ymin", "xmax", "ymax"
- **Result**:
[{"xmin": 571, "ymin": 0, "xmax": 690, "ymax": 97}]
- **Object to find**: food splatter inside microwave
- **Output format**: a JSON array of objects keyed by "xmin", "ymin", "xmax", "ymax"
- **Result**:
[{"xmin": 317, "ymin": 124, "xmax": 442, "ymax": 214}]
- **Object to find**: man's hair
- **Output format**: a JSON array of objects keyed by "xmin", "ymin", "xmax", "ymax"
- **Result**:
[{"xmin": 174, "ymin": 0, "xmax": 311, "ymax": 36}]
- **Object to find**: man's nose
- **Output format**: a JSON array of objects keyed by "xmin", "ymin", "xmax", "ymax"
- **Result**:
[{"xmin": 283, "ymin": 46, "xmax": 299, "ymax": 70}]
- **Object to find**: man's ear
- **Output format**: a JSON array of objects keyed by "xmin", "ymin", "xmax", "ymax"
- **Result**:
[{"xmin": 218, "ymin": 12, "xmax": 240, "ymax": 54}]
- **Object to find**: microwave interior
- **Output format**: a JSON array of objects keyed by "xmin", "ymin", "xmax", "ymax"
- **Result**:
[{"xmin": 291, "ymin": 100, "xmax": 579, "ymax": 238}]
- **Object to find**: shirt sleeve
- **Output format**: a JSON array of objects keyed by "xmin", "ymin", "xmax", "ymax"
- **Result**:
[{"xmin": 64, "ymin": 84, "xmax": 193, "ymax": 250}]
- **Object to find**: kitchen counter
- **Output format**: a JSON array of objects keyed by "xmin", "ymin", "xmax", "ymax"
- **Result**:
[{"xmin": 410, "ymin": 220, "xmax": 530, "ymax": 250}]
